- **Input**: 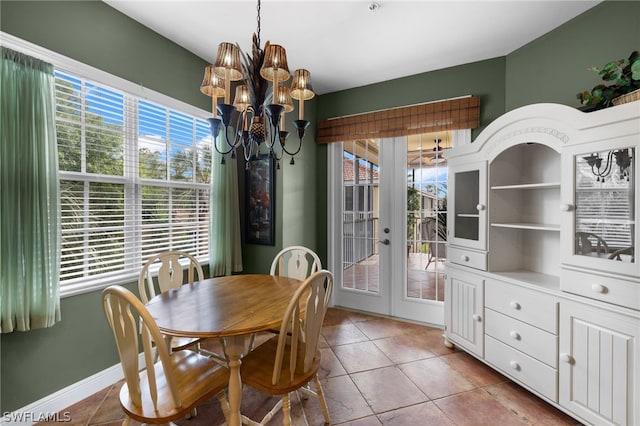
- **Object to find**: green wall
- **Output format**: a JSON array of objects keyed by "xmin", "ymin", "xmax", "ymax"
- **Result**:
[
  {"xmin": 505, "ymin": 1, "xmax": 640, "ymax": 110},
  {"xmin": 0, "ymin": 0, "xmax": 213, "ymax": 412},
  {"xmin": 1, "ymin": 0, "xmax": 638, "ymax": 413}
]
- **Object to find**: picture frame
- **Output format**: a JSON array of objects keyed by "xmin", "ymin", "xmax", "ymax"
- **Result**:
[{"xmin": 245, "ymin": 155, "xmax": 275, "ymax": 245}]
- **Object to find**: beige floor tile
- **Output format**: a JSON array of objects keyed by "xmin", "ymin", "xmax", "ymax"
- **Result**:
[
  {"xmin": 434, "ymin": 388, "xmax": 529, "ymax": 426},
  {"xmin": 485, "ymin": 382, "xmax": 580, "ymax": 426},
  {"xmin": 350, "ymin": 366, "xmax": 427, "ymax": 413},
  {"xmin": 399, "ymin": 357, "xmax": 476, "ymax": 399},
  {"xmin": 377, "ymin": 401, "xmax": 455, "ymax": 426},
  {"xmin": 322, "ymin": 322, "xmax": 370, "ymax": 347},
  {"xmin": 440, "ymin": 351, "xmax": 508, "ymax": 387},
  {"xmin": 372, "ymin": 333, "xmax": 437, "ymax": 364},
  {"xmin": 320, "ymin": 375, "xmax": 374, "ymax": 424},
  {"xmin": 332, "ymin": 341, "xmax": 393, "ymax": 374}
]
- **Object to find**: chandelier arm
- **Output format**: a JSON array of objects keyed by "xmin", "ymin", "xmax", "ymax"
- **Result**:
[
  {"xmin": 281, "ymin": 137, "xmax": 302, "ymax": 157},
  {"xmin": 598, "ymin": 150, "xmax": 614, "ymax": 178}
]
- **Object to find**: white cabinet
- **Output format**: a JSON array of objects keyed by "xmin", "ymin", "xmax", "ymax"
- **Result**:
[
  {"xmin": 444, "ymin": 102, "xmax": 640, "ymax": 426},
  {"xmin": 559, "ymin": 301, "xmax": 639, "ymax": 426},
  {"xmin": 444, "ymin": 266, "xmax": 484, "ymax": 357}
]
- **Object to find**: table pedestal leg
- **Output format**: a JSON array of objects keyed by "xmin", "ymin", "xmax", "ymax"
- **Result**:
[{"xmin": 224, "ymin": 336, "xmax": 245, "ymax": 426}]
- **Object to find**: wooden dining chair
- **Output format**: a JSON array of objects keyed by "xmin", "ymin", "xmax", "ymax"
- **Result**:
[
  {"xmin": 270, "ymin": 246, "xmax": 322, "ymax": 281},
  {"xmin": 102, "ymin": 285, "xmax": 230, "ymax": 425},
  {"xmin": 240, "ymin": 270, "xmax": 334, "ymax": 426},
  {"xmin": 138, "ymin": 250, "xmax": 228, "ymax": 363},
  {"xmin": 247, "ymin": 246, "xmax": 323, "ymax": 352},
  {"xmin": 575, "ymin": 231, "xmax": 609, "ymax": 256}
]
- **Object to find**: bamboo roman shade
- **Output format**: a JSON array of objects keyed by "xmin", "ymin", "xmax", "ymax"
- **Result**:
[{"xmin": 317, "ymin": 96, "xmax": 480, "ymax": 144}]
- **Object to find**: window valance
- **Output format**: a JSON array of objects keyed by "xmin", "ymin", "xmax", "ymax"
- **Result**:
[{"xmin": 317, "ymin": 96, "xmax": 480, "ymax": 144}]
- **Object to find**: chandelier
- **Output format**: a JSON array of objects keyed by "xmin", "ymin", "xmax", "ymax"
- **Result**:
[
  {"xmin": 582, "ymin": 148, "xmax": 632, "ymax": 182},
  {"xmin": 200, "ymin": 0, "xmax": 314, "ymax": 169}
]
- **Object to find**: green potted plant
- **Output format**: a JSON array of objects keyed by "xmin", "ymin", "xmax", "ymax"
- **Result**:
[{"xmin": 577, "ymin": 50, "xmax": 640, "ymax": 109}]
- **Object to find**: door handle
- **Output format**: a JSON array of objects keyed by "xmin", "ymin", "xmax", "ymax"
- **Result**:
[{"xmin": 378, "ymin": 239, "xmax": 390, "ymax": 245}]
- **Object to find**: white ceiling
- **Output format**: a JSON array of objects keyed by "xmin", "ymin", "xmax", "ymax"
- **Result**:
[{"xmin": 103, "ymin": 0, "xmax": 601, "ymax": 95}]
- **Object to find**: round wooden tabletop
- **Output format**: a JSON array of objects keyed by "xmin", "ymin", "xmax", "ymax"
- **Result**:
[{"xmin": 144, "ymin": 274, "xmax": 303, "ymax": 339}]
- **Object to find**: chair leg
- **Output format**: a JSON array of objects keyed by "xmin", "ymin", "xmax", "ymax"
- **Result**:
[
  {"xmin": 217, "ymin": 390, "xmax": 230, "ymax": 424},
  {"xmin": 314, "ymin": 376, "xmax": 331, "ymax": 424},
  {"xmin": 282, "ymin": 394, "xmax": 291, "ymax": 426}
]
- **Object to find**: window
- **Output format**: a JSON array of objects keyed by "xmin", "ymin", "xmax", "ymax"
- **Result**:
[{"xmin": 55, "ymin": 70, "xmax": 212, "ymax": 295}]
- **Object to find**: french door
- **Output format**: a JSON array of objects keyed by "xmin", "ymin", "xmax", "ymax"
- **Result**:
[{"xmin": 328, "ymin": 132, "xmax": 459, "ymax": 326}]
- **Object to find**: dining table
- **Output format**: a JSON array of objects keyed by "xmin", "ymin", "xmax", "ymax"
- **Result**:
[{"xmin": 144, "ymin": 273, "xmax": 304, "ymax": 426}]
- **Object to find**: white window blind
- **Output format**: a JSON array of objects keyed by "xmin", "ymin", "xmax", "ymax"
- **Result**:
[{"xmin": 55, "ymin": 70, "xmax": 212, "ymax": 294}]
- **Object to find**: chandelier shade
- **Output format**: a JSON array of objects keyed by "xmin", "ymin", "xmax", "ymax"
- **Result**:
[
  {"xmin": 200, "ymin": 65, "xmax": 225, "ymax": 97},
  {"xmin": 202, "ymin": 0, "xmax": 314, "ymax": 169},
  {"xmin": 213, "ymin": 42, "xmax": 243, "ymax": 81},
  {"xmin": 273, "ymin": 86, "xmax": 294, "ymax": 113},
  {"xmin": 233, "ymin": 85, "xmax": 252, "ymax": 112},
  {"xmin": 260, "ymin": 44, "xmax": 290, "ymax": 83},
  {"xmin": 290, "ymin": 69, "xmax": 315, "ymax": 101}
]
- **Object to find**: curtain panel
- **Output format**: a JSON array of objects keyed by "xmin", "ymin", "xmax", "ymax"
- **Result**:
[
  {"xmin": 317, "ymin": 96, "xmax": 480, "ymax": 144},
  {"xmin": 1, "ymin": 47, "xmax": 61, "ymax": 332},
  {"xmin": 209, "ymin": 148, "xmax": 243, "ymax": 276}
]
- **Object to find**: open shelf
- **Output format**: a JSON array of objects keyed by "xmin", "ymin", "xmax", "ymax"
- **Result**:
[
  {"xmin": 491, "ymin": 222, "xmax": 560, "ymax": 232},
  {"xmin": 491, "ymin": 182, "xmax": 561, "ymax": 191},
  {"xmin": 490, "ymin": 270, "xmax": 560, "ymax": 290}
]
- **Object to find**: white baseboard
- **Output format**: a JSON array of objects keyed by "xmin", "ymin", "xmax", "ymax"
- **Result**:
[{"xmin": 2, "ymin": 354, "xmax": 145, "ymax": 425}]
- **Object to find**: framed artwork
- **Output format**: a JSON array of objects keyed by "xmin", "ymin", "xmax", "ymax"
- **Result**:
[{"xmin": 245, "ymin": 155, "xmax": 275, "ymax": 245}]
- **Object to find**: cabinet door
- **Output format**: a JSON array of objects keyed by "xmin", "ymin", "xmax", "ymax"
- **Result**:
[
  {"xmin": 559, "ymin": 301, "xmax": 639, "ymax": 426},
  {"xmin": 448, "ymin": 161, "xmax": 487, "ymax": 251},
  {"xmin": 445, "ymin": 268, "xmax": 484, "ymax": 357},
  {"xmin": 561, "ymin": 139, "xmax": 638, "ymax": 278}
]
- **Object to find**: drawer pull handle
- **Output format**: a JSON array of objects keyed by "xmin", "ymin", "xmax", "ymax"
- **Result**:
[
  {"xmin": 509, "ymin": 301, "xmax": 521, "ymax": 310},
  {"xmin": 510, "ymin": 331, "xmax": 521, "ymax": 340},
  {"xmin": 560, "ymin": 203, "xmax": 573, "ymax": 212},
  {"xmin": 509, "ymin": 361, "xmax": 520, "ymax": 370},
  {"xmin": 591, "ymin": 283, "xmax": 607, "ymax": 294},
  {"xmin": 472, "ymin": 314, "xmax": 481, "ymax": 322},
  {"xmin": 461, "ymin": 255, "xmax": 470, "ymax": 262},
  {"xmin": 476, "ymin": 204, "xmax": 486, "ymax": 211},
  {"xmin": 559, "ymin": 353, "xmax": 574, "ymax": 364}
]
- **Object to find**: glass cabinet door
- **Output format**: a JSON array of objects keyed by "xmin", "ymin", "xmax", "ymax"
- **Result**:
[
  {"xmin": 574, "ymin": 147, "xmax": 634, "ymax": 264},
  {"xmin": 448, "ymin": 162, "xmax": 487, "ymax": 250}
]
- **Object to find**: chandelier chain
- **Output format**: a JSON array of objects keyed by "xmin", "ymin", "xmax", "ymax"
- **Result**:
[{"xmin": 256, "ymin": 0, "xmax": 261, "ymax": 47}]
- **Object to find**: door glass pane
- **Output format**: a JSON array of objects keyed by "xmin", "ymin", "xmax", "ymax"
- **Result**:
[
  {"xmin": 342, "ymin": 140, "xmax": 380, "ymax": 293},
  {"xmin": 575, "ymin": 147, "xmax": 634, "ymax": 263},
  {"xmin": 406, "ymin": 134, "xmax": 448, "ymax": 301}
]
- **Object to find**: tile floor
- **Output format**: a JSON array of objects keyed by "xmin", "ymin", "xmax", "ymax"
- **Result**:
[{"xmin": 36, "ymin": 308, "xmax": 581, "ymax": 426}]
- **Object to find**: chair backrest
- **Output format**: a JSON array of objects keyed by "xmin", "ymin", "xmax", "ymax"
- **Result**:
[
  {"xmin": 270, "ymin": 246, "xmax": 322, "ymax": 281},
  {"xmin": 139, "ymin": 250, "xmax": 205, "ymax": 303},
  {"xmin": 102, "ymin": 285, "xmax": 182, "ymax": 410},
  {"xmin": 575, "ymin": 232, "xmax": 609, "ymax": 256},
  {"xmin": 272, "ymin": 270, "xmax": 333, "ymax": 385}
]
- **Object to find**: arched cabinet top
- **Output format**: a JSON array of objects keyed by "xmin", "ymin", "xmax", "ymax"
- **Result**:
[{"xmin": 445, "ymin": 102, "xmax": 640, "ymax": 163}]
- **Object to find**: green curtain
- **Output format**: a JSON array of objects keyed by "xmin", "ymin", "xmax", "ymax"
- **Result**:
[
  {"xmin": 209, "ymin": 146, "xmax": 243, "ymax": 276},
  {"xmin": 0, "ymin": 47, "xmax": 61, "ymax": 332}
]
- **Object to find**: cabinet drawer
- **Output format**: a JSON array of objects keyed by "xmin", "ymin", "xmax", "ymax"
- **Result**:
[
  {"xmin": 485, "ymin": 336, "xmax": 557, "ymax": 402},
  {"xmin": 448, "ymin": 246, "xmax": 487, "ymax": 270},
  {"xmin": 485, "ymin": 308, "xmax": 557, "ymax": 367},
  {"xmin": 485, "ymin": 279, "xmax": 558, "ymax": 334},
  {"xmin": 561, "ymin": 268, "xmax": 640, "ymax": 311}
]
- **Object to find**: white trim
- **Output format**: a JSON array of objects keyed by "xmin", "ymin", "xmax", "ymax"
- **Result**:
[
  {"xmin": 0, "ymin": 32, "xmax": 208, "ymax": 119},
  {"xmin": 1, "ymin": 353, "xmax": 145, "ymax": 425}
]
